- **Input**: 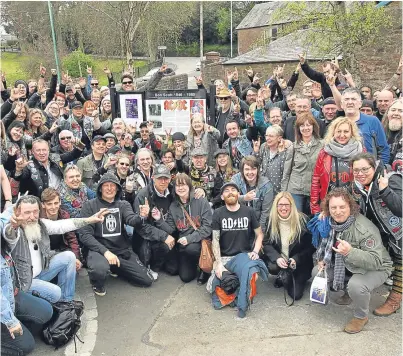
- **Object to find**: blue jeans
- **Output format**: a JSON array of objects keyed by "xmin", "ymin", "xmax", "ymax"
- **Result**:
[
  {"xmin": 29, "ymin": 251, "xmax": 76, "ymax": 303},
  {"xmin": 291, "ymin": 193, "xmax": 310, "ymax": 216},
  {"xmin": 1, "ymin": 291, "xmax": 53, "ymax": 355}
]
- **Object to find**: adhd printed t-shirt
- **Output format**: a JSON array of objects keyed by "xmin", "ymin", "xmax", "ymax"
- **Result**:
[{"xmin": 212, "ymin": 204, "xmax": 260, "ymax": 257}]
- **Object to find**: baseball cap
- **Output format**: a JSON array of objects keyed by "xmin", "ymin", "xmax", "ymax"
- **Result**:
[
  {"xmin": 92, "ymin": 135, "xmax": 106, "ymax": 144},
  {"xmin": 154, "ymin": 164, "xmax": 171, "ymax": 179},
  {"xmin": 71, "ymin": 101, "xmax": 83, "ymax": 109},
  {"xmin": 220, "ymin": 182, "xmax": 240, "ymax": 195}
]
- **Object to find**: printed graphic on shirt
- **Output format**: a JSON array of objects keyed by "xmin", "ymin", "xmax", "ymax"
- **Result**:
[
  {"xmin": 329, "ymin": 159, "xmax": 351, "ymax": 190},
  {"xmin": 102, "ymin": 208, "xmax": 122, "ymax": 237},
  {"xmin": 221, "ymin": 217, "xmax": 249, "ymax": 231}
]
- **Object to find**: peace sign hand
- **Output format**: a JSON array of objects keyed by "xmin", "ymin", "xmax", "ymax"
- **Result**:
[
  {"xmin": 378, "ymin": 169, "xmax": 389, "ymax": 190},
  {"xmin": 139, "ymin": 198, "xmax": 150, "ymax": 218}
]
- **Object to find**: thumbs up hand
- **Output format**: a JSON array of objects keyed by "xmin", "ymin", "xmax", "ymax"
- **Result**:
[{"xmin": 139, "ymin": 197, "xmax": 150, "ymax": 218}]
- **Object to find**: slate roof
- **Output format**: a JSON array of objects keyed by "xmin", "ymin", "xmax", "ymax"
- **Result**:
[
  {"xmin": 224, "ymin": 29, "xmax": 338, "ymax": 65},
  {"xmin": 236, "ymin": 1, "xmax": 327, "ymax": 30}
]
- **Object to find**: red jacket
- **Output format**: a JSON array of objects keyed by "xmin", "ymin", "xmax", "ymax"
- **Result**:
[{"xmin": 310, "ymin": 149, "xmax": 354, "ymax": 214}]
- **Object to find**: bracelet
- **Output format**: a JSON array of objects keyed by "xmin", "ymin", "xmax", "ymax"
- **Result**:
[{"xmin": 5, "ymin": 199, "xmax": 12, "ymax": 202}]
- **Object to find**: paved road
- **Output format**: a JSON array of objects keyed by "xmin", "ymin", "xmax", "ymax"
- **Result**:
[
  {"xmin": 31, "ymin": 269, "xmax": 402, "ymax": 356},
  {"xmin": 164, "ymin": 57, "xmax": 199, "ymax": 89}
]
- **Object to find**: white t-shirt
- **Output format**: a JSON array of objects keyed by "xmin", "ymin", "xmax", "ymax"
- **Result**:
[{"xmin": 28, "ymin": 240, "xmax": 43, "ymax": 278}]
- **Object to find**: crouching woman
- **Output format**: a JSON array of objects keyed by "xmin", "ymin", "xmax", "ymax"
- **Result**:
[
  {"xmin": 263, "ymin": 192, "xmax": 315, "ymax": 300},
  {"xmin": 315, "ymin": 188, "xmax": 393, "ymax": 334}
]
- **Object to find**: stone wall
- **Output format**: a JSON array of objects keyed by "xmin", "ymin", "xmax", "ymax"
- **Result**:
[
  {"xmin": 237, "ymin": 27, "xmax": 268, "ymax": 55},
  {"xmin": 155, "ymin": 73, "xmax": 188, "ymax": 90}
]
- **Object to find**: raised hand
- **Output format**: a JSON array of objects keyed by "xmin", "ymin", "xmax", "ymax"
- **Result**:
[
  {"xmin": 78, "ymin": 77, "xmax": 86, "ymax": 88},
  {"xmin": 245, "ymin": 66, "xmax": 254, "ymax": 77},
  {"xmin": 39, "ymin": 63, "xmax": 46, "ymax": 76},
  {"xmin": 256, "ymin": 96, "xmax": 264, "ymax": 109},
  {"xmin": 378, "ymin": 169, "xmax": 389, "ymax": 190},
  {"xmin": 332, "ymin": 238, "xmax": 352, "ymax": 256},
  {"xmin": 151, "ymin": 207, "xmax": 161, "ymax": 221},
  {"xmin": 10, "ymin": 207, "xmax": 25, "ymax": 229},
  {"xmin": 244, "ymin": 114, "xmax": 253, "ymax": 127},
  {"xmin": 244, "ymin": 189, "xmax": 256, "ymax": 202},
  {"xmin": 194, "ymin": 75, "xmax": 203, "ymax": 85},
  {"xmin": 164, "ymin": 128, "xmax": 172, "ymax": 138},
  {"xmin": 233, "ymin": 67, "xmax": 239, "ymax": 81},
  {"xmin": 10, "ymin": 88, "xmax": 25, "ymax": 101},
  {"xmin": 159, "ymin": 64, "xmax": 168, "ymax": 73},
  {"xmin": 295, "ymin": 63, "xmax": 301, "ymax": 73},
  {"xmin": 139, "ymin": 197, "xmax": 150, "ymax": 218},
  {"xmin": 175, "ymin": 145, "xmax": 184, "ymax": 159},
  {"xmin": 326, "ymin": 73, "xmax": 336, "ymax": 86},
  {"xmin": 311, "ymin": 82, "xmax": 322, "ymax": 99},
  {"xmin": 89, "ymin": 208, "xmax": 110, "ymax": 223},
  {"xmin": 1, "ymin": 71, "xmax": 6, "ymax": 82},
  {"xmin": 49, "ymin": 121, "xmax": 59, "ymax": 134},
  {"xmin": 253, "ymin": 137, "xmax": 261, "ymax": 153},
  {"xmin": 276, "ymin": 64, "xmax": 285, "ymax": 78},
  {"xmin": 298, "ymin": 51, "xmax": 306, "ymax": 64},
  {"xmin": 204, "ymin": 123, "xmax": 213, "ymax": 133},
  {"xmin": 13, "ymin": 100, "xmax": 26, "ymax": 115},
  {"xmin": 226, "ymin": 69, "xmax": 234, "ymax": 83},
  {"xmin": 61, "ymin": 71, "xmax": 69, "ymax": 84},
  {"xmin": 147, "ymin": 121, "xmax": 154, "ymax": 132},
  {"xmin": 104, "ymin": 155, "xmax": 118, "ymax": 169},
  {"xmin": 15, "ymin": 157, "xmax": 30, "ymax": 173}
]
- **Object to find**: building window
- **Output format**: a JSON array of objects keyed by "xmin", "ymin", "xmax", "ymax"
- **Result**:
[{"xmin": 271, "ymin": 27, "xmax": 278, "ymax": 41}]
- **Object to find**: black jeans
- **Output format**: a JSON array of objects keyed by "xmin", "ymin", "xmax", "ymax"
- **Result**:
[
  {"xmin": 138, "ymin": 239, "xmax": 179, "ymax": 275},
  {"xmin": 178, "ymin": 242, "xmax": 201, "ymax": 283},
  {"xmin": 1, "ymin": 291, "xmax": 53, "ymax": 355},
  {"xmin": 86, "ymin": 249, "xmax": 153, "ymax": 289},
  {"xmin": 268, "ymin": 264, "xmax": 311, "ymax": 301}
]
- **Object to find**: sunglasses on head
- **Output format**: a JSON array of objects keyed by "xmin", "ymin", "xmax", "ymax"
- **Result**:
[
  {"xmin": 122, "ymin": 81, "xmax": 133, "ymax": 85},
  {"xmin": 60, "ymin": 136, "xmax": 72, "ymax": 141},
  {"xmin": 91, "ymin": 83, "xmax": 99, "ymax": 86}
]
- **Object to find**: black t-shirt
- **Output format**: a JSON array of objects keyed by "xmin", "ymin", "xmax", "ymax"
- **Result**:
[
  {"xmin": 212, "ymin": 204, "xmax": 260, "ymax": 257},
  {"xmin": 329, "ymin": 156, "xmax": 351, "ymax": 191},
  {"xmin": 217, "ymin": 110, "xmax": 230, "ymax": 145}
]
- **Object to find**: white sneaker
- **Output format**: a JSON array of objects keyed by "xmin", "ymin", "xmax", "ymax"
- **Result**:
[
  {"xmin": 148, "ymin": 268, "xmax": 158, "ymax": 281},
  {"xmin": 385, "ymin": 277, "xmax": 393, "ymax": 286}
]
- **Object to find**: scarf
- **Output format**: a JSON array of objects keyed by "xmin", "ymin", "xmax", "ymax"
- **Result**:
[
  {"xmin": 63, "ymin": 115, "xmax": 94, "ymax": 141},
  {"xmin": 59, "ymin": 182, "xmax": 91, "ymax": 218},
  {"xmin": 324, "ymin": 138, "xmax": 362, "ymax": 159},
  {"xmin": 329, "ymin": 215, "xmax": 356, "ymax": 291},
  {"xmin": 307, "ymin": 213, "xmax": 331, "ymax": 248}
]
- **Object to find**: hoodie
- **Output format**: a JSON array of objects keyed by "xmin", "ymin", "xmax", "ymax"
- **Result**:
[{"xmin": 78, "ymin": 172, "xmax": 143, "ymax": 255}]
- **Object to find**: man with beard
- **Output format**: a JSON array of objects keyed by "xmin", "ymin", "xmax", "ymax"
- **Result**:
[
  {"xmin": 210, "ymin": 182, "xmax": 264, "ymax": 316},
  {"xmin": 79, "ymin": 173, "xmax": 153, "ymax": 296},
  {"xmin": 134, "ymin": 122, "xmax": 162, "ymax": 160},
  {"xmin": 111, "ymin": 118, "xmax": 126, "ymax": 141},
  {"xmin": 3, "ymin": 195, "xmax": 107, "ymax": 303},
  {"xmin": 382, "ymin": 99, "xmax": 403, "ymax": 165}
]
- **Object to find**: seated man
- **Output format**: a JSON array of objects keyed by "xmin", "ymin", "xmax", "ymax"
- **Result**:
[
  {"xmin": 210, "ymin": 182, "xmax": 265, "ymax": 318},
  {"xmin": 315, "ymin": 188, "xmax": 393, "ymax": 334},
  {"xmin": 41, "ymin": 187, "xmax": 83, "ymax": 270},
  {"xmin": 133, "ymin": 165, "xmax": 178, "ymax": 279},
  {"xmin": 3, "ymin": 195, "xmax": 106, "ymax": 303},
  {"xmin": 79, "ymin": 172, "xmax": 153, "ymax": 296}
]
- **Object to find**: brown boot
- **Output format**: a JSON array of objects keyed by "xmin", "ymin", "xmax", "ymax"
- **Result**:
[
  {"xmin": 344, "ymin": 317, "xmax": 368, "ymax": 334},
  {"xmin": 373, "ymin": 291, "xmax": 402, "ymax": 316},
  {"xmin": 335, "ymin": 292, "xmax": 352, "ymax": 305}
]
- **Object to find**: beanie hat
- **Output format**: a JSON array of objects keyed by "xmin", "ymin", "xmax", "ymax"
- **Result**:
[
  {"xmin": 171, "ymin": 132, "xmax": 185, "ymax": 141},
  {"xmin": 14, "ymin": 80, "xmax": 28, "ymax": 96},
  {"xmin": 361, "ymin": 99, "xmax": 374, "ymax": 109}
]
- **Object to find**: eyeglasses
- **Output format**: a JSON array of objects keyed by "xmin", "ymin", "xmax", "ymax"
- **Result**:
[
  {"xmin": 122, "ymin": 81, "xmax": 133, "ymax": 85},
  {"xmin": 219, "ymin": 97, "xmax": 230, "ymax": 101},
  {"xmin": 278, "ymin": 204, "xmax": 291, "ymax": 208},
  {"xmin": 91, "ymin": 83, "xmax": 99, "ymax": 86},
  {"xmin": 119, "ymin": 162, "xmax": 130, "ymax": 167},
  {"xmin": 74, "ymin": 86, "xmax": 81, "ymax": 90},
  {"xmin": 60, "ymin": 137, "xmax": 72, "ymax": 141},
  {"xmin": 353, "ymin": 166, "xmax": 372, "ymax": 175}
]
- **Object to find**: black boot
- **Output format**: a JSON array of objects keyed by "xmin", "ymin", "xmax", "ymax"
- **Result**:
[
  {"xmin": 273, "ymin": 275, "xmax": 283, "ymax": 288},
  {"xmin": 197, "ymin": 270, "xmax": 210, "ymax": 285}
]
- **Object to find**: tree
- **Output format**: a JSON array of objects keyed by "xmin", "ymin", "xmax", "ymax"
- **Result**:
[{"xmin": 271, "ymin": 2, "xmax": 394, "ymax": 74}]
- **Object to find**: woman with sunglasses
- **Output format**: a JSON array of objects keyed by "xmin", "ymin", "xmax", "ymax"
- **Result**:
[
  {"xmin": 263, "ymin": 192, "xmax": 315, "ymax": 300},
  {"xmin": 350, "ymin": 152, "xmax": 402, "ymax": 317}
]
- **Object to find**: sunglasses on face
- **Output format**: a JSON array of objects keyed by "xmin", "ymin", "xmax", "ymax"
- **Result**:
[
  {"xmin": 60, "ymin": 136, "xmax": 72, "ymax": 141},
  {"xmin": 91, "ymin": 83, "xmax": 99, "ymax": 86},
  {"xmin": 122, "ymin": 81, "xmax": 133, "ymax": 85},
  {"xmin": 219, "ymin": 97, "xmax": 230, "ymax": 101},
  {"xmin": 119, "ymin": 162, "xmax": 130, "ymax": 167}
]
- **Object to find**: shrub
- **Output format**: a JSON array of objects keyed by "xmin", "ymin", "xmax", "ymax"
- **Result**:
[{"xmin": 62, "ymin": 50, "xmax": 95, "ymax": 77}]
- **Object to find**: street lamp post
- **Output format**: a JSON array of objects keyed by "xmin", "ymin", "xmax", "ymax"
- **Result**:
[{"xmin": 47, "ymin": 0, "xmax": 61, "ymax": 80}]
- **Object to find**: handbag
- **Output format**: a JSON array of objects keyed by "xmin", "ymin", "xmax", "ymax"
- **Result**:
[
  {"xmin": 180, "ymin": 206, "xmax": 215, "ymax": 273},
  {"xmin": 310, "ymin": 268, "xmax": 329, "ymax": 305}
]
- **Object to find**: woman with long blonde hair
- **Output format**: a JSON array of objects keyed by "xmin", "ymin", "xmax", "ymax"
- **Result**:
[
  {"xmin": 24, "ymin": 108, "xmax": 58, "ymax": 141},
  {"xmin": 263, "ymin": 192, "xmax": 315, "ymax": 300},
  {"xmin": 310, "ymin": 116, "xmax": 363, "ymax": 214}
]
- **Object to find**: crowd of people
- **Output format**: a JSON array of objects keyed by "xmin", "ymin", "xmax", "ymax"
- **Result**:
[{"xmin": 0, "ymin": 53, "xmax": 402, "ymax": 354}]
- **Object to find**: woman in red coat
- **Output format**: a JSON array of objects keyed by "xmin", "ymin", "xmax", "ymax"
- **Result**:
[{"xmin": 310, "ymin": 117, "xmax": 363, "ymax": 214}]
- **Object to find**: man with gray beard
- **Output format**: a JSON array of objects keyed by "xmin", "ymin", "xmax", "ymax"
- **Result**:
[
  {"xmin": 3, "ymin": 195, "xmax": 107, "ymax": 303},
  {"xmin": 382, "ymin": 99, "xmax": 403, "ymax": 165}
]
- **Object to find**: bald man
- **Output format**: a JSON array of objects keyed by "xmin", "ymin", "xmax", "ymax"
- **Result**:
[{"xmin": 376, "ymin": 90, "xmax": 394, "ymax": 120}]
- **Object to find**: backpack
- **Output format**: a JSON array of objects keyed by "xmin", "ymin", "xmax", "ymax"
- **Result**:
[{"xmin": 43, "ymin": 300, "xmax": 84, "ymax": 352}]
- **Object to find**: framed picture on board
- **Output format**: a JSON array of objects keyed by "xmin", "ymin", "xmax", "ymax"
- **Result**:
[{"xmin": 116, "ymin": 91, "xmax": 145, "ymax": 127}]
